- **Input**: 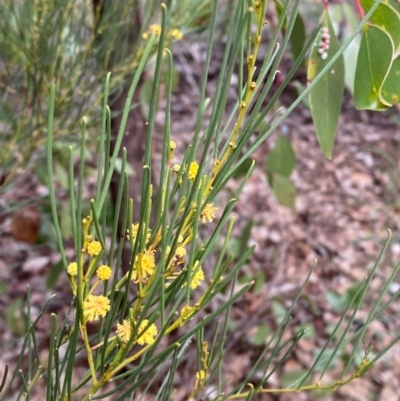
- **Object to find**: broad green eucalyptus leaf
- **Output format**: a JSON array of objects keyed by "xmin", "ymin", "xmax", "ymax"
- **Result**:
[
  {"xmin": 361, "ymin": 0, "xmax": 400, "ymax": 55},
  {"xmin": 341, "ymin": 3, "xmax": 361, "ymax": 94},
  {"xmin": 381, "ymin": 56, "xmax": 400, "ymax": 104},
  {"xmin": 343, "ymin": 35, "xmax": 361, "ymax": 94},
  {"xmin": 307, "ymin": 12, "xmax": 344, "ymax": 159},
  {"xmin": 354, "ymin": 24, "xmax": 393, "ymax": 110},
  {"xmin": 265, "ymin": 134, "xmax": 296, "ymax": 177},
  {"xmin": 387, "ymin": 0, "xmax": 400, "ymax": 14}
]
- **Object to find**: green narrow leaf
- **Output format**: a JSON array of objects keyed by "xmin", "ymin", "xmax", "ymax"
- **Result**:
[
  {"xmin": 271, "ymin": 300, "xmax": 287, "ymax": 324},
  {"xmin": 239, "ymin": 219, "xmax": 253, "ymax": 257},
  {"xmin": 290, "ymin": 12, "xmax": 306, "ymax": 67},
  {"xmin": 6, "ymin": 298, "xmax": 28, "ymax": 336},
  {"xmin": 232, "ymin": 157, "xmax": 254, "ymax": 178},
  {"xmin": 265, "ymin": 135, "xmax": 296, "ymax": 177},
  {"xmin": 354, "ymin": 24, "xmax": 394, "ymax": 110},
  {"xmin": 46, "ymin": 260, "xmax": 64, "ymax": 289},
  {"xmin": 281, "ymin": 369, "xmax": 310, "ymax": 388},
  {"xmin": 308, "ymin": 12, "xmax": 345, "ymax": 159},
  {"xmin": 381, "ymin": 56, "xmax": 400, "ymax": 104},
  {"xmin": 253, "ymin": 324, "xmax": 270, "ymax": 346},
  {"xmin": 270, "ymin": 174, "xmax": 296, "ymax": 208},
  {"xmin": 273, "ymin": 0, "xmax": 288, "ymax": 30},
  {"xmin": 54, "ymin": 162, "xmax": 69, "ymax": 189},
  {"xmin": 140, "ymin": 78, "xmax": 153, "ymax": 118},
  {"xmin": 361, "ymin": 0, "xmax": 400, "ymax": 55},
  {"xmin": 274, "ymin": 0, "xmax": 306, "ymax": 68}
]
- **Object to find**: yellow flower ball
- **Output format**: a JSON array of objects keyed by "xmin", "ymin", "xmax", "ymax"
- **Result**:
[
  {"xmin": 116, "ymin": 319, "xmax": 132, "ymax": 344},
  {"xmin": 196, "ymin": 370, "xmax": 206, "ymax": 381},
  {"xmin": 67, "ymin": 262, "xmax": 78, "ymax": 276},
  {"xmin": 82, "ymin": 294, "xmax": 110, "ymax": 322},
  {"xmin": 169, "ymin": 28, "xmax": 183, "ymax": 40},
  {"xmin": 96, "ymin": 265, "xmax": 112, "ymax": 281},
  {"xmin": 136, "ymin": 319, "xmax": 158, "ymax": 346},
  {"xmin": 200, "ymin": 203, "xmax": 218, "ymax": 224},
  {"xmin": 87, "ymin": 241, "xmax": 102, "ymax": 256},
  {"xmin": 175, "ymin": 247, "xmax": 186, "ymax": 258},
  {"xmin": 188, "ymin": 162, "xmax": 199, "ymax": 181},
  {"xmin": 190, "ymin": 266, "xmax": 205, "ymax": 290}
]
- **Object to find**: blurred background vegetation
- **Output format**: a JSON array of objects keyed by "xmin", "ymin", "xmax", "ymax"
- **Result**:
[{"xmin": 0, "ymin": 0, "xmax": 212, "ymax": 189}]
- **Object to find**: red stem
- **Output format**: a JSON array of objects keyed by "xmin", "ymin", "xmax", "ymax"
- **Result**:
[{"xmin": 354, "ymin": 0, "xmax": 366, "ymax": 19}]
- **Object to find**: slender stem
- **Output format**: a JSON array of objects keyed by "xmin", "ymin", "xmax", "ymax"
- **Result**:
[
  {"xmin": 204, "ymin": 3, "xmax": 264, "ymax": 196},
  {"xmin": 227, "ymin": 361, "xmax": 371, "ymax": 399},
  {"xmin": 354, "ymin": 0, "xmax": 365, "ymax": 19},
  {"xmin": 80, "ymin": 325, "xmax": 97, "ymax": 384}
]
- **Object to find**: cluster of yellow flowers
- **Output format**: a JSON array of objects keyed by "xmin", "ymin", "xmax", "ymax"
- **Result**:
[
  {"xmin": 82, "ymin": 294, "xmax": 110, "ymax": 322},
  {"xmin": 142, "ymin": 24, "xmax": 183, "ymax": 41},
  {"xmin": 97, "ymin": 264, "xmax": 112, "ymax": 280},
  {"xmin": 67, "ymin": 135, "xmax": 220, "ymax": 349},
  {"xmin": 200, "ymin": 203, "xmax": 218, "ymax": 224},
  {"xmin": 68, "ymin": 223, "xmax": 205, "ymax": 343},
  {"xmin": 187, "ymin": 261, "xmax": 205, "ymax": 290},
  {"xmin": 170, "ymin": 140, "xmax": 218, "ymax": 225},
  {"xmin": 188, "ymin": 161, "xmax": 199, "ymax": 181},
  {"xmin": 131, "ymin": 249, "xmax": 156, "ymax": 282},
  {"xmin": 87, "ymin": 240, "xmax": 102, "ymax": 256},
  {"xmin": 116, "ymin": 318, "xmax": 158, "ymax": 346},
  {"xmin": 157, "ymin": 234, "xmax": 204, "ymax": 290},
  {"xmin": 65, "ymin": 218, "xmax": 159, "ymax": 349},
  {"xmin": 66, "ymin": 228, "xmax": 114, "ymax": 324},
  {"xmin": 67, "ymin": 262, "xmax": 78, "ymax": 276},
  {"xmin": 126, "ymin": 222, "xmax": 152, "ymax": 243}
]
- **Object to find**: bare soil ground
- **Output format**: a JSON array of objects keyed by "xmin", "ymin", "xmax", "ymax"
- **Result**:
[{"xmin": 1, "ymin": 39, "xmax": 400, "ymax": 401}]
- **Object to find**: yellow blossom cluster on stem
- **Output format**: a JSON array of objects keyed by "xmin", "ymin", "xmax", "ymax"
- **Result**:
[
  {"xmin": 188, "ymin": 161, "xmax": 199, "ymax": 181},
  {"xmin": 67, "ymin": 217, "xmax": 115, "ymax": 298},
  {"xmin": 69, "ymin": 148, "xmax": 218, "ymax": 393},
  {"xmin": 190, "ymin": 265, "xmax": 205, "ymax": 290},
  {"xmin": 96, "ymin": 265, "xmax": 112, "ymax": 281},
  {"xmin": 167, "ymin": 252, "xmax": 204, "ymax": 290},
  {"xmin": 82, "ymin": 294, "xmax": 111, "ymax": 322},
  {"xmin": 67, "ymin": 262, "xmax": 78, "ymax": 276},
  {"xmin": 142, "ymin": 24, "xmax": 183, "ymax": 41},
  {"xmin": 168, "ymin": 28, "xmax": 183, "ymax": 40},
  {"xmin": 116, "ymin": 318, "xmax": 158, "ymax": 346},
  {"xmin": 178, "ymin": 262, "xmax": 204, "ymax": 290},
  {"xmin": 131, "ymin": 249, "xmax": 156, "ymax": 282},
  {"xmin": 87, "ymin": 240, "xmax": 102, "ymax": 256},
  {"xmin": 126, "ymin": 222, "xmax": 152, "ymax": 243},
  {"xmin": 142, "ymin": 23, "xmax": 162, "ymax": 39},
  {"xmin": 200, "ymin": 203, "xmax": 218, "ymax": 224}
]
